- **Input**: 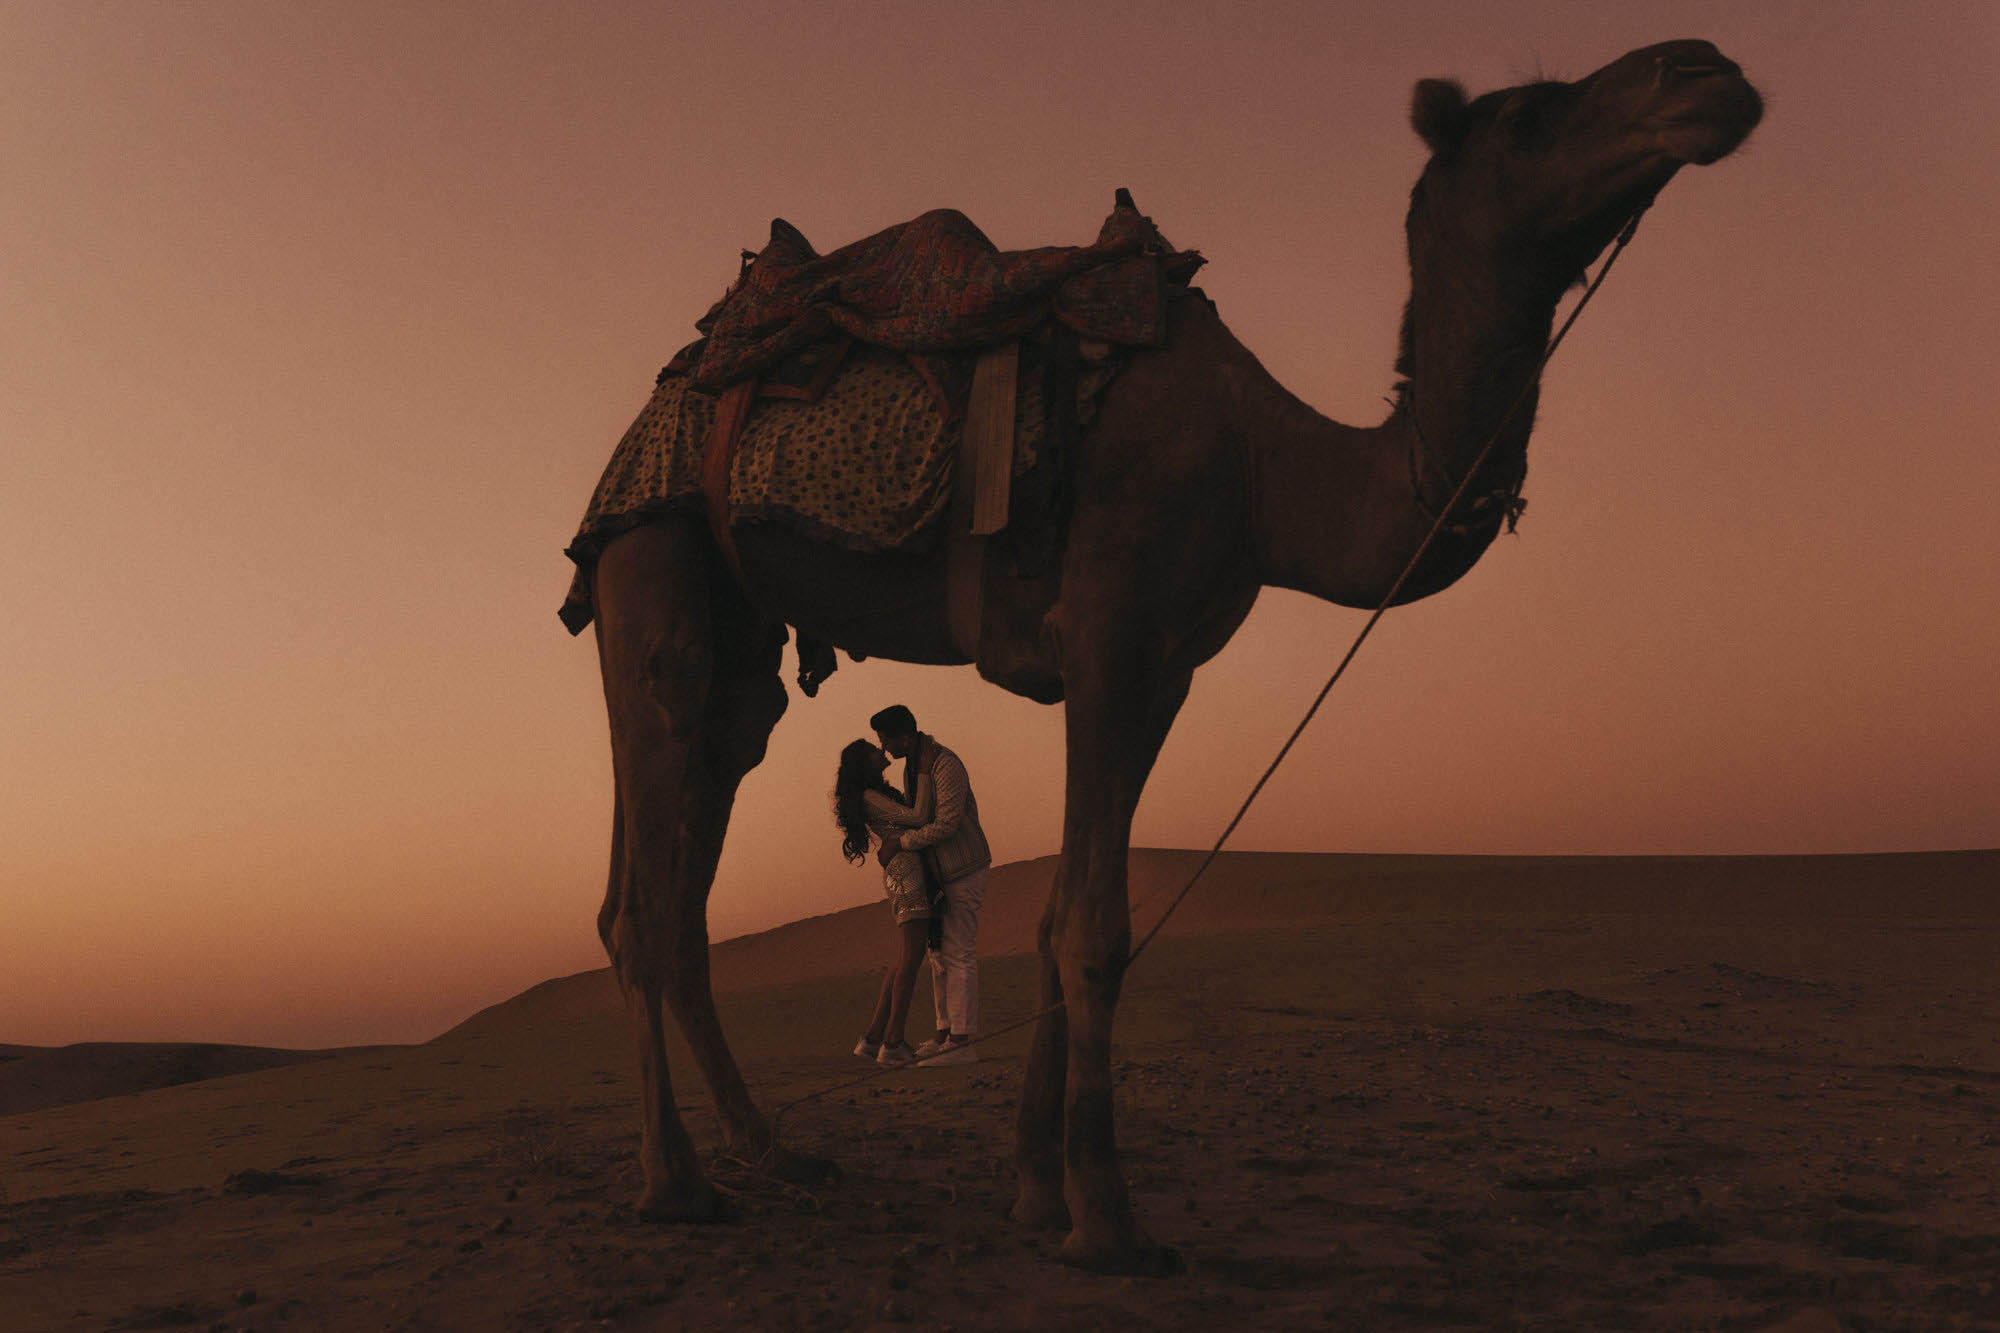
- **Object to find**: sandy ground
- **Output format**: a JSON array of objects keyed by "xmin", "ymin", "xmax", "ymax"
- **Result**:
[{"xmin": 4, "ymin": 849, "xmax": 1998, "ymax": 1331}]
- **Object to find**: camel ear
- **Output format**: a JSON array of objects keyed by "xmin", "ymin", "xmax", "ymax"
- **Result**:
[{"xmin": 1411, "ymin": 78, "xmax": 1471, "ymax": 154}]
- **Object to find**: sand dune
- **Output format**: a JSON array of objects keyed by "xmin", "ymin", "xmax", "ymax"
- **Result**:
[
  {"xmin": 0, "ymin": 1042, "xmax": 381, "ymax": 1118},
  {"xmin": 443, "ymin": 844, "xmax": 1998, "ymax": 1036},
  {"xmin": 5, "ymin": 848, "xmax": 1998, "ymax": 1330}
]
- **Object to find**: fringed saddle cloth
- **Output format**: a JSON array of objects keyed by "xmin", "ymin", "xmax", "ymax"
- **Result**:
[{"xmin": 560, "ymin": 191, "xmax": 1203, "ymax": 640}]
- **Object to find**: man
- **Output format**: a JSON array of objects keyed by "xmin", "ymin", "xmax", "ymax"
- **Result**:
[{"xmin": 870, "ymin": 704, "xmax": 990, "ymax": 1067}]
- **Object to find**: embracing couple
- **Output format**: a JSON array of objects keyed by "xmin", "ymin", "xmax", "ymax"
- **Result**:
[{"xmin": 833, "ymin": 705, "xmax": 989, "ymax": 1069}]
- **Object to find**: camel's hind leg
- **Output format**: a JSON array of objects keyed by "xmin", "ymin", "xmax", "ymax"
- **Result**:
[
  {"xmin": 664, "ymin": 594, "xmax": 835, "ymax": 1184},
  {"xmin": 593, "ymin": 519, "xmax": 802, "ymax": 1221}
]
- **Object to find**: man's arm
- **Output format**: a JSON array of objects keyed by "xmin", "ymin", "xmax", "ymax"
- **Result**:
[
  {"xmin": 866, "ymin": 776, "xmax": 934, "ymax": 829},
  {"xmin": 895, "ymin": 751, "xmax": 966, "ymax": 852}
]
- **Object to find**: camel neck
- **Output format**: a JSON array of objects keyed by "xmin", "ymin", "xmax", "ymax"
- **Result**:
[
  {"xmin": 1395, "ymin": 244, "xmax": 1560, "ymax": 525},
  {"xmin": 1243, "ymin": 252, "xmax": 1561, "ymax": 610}
]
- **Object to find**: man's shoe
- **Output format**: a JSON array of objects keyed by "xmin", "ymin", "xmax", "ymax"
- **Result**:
[
  {"xmin": 911, "ymin": 1036, "xmax": 951, "ymax": 1060},
  {"xmin": 877, "ymin": 1040, "xmax": 917, "ymax": 1067},
  {"xmin": 919, "ymin": 1039, "xmax": 979, "ymax": 1067},
  {"xmin": 853, "ymin": 1036, "xmax": 881, "ymax": 1060}
]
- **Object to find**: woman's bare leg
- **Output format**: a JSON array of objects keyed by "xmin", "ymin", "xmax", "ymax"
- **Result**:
[
  {"xmin": 863, "ymin": 965, "xmax": 895, "ymax": 1045},
  {"xmin": 885, "ymin": 919, "xmax": 929, "ymax": 1044}
]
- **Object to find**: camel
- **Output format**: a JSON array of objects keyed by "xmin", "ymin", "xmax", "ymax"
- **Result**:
[{"xmin": 580, "ymin": 40, "xmax": 1761, "ymax": 1273}]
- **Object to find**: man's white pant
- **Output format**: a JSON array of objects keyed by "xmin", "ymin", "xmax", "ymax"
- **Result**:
[{"xmin": 928, "ymin": 867, "xmax": 988, "ymax": 1036}]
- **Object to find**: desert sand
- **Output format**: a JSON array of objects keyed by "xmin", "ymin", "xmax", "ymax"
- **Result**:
[{"xmin": 5, "ymin": 849, "xmax": 1998, "ymax": 1330}]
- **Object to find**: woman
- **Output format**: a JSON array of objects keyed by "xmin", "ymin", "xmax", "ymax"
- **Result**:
[{"xmin": 832, "ymin": 738, "xmax": 935, "ymax": 1066}]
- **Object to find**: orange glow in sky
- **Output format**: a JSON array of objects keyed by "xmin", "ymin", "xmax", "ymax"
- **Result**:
[{"xmin": 4, "ymin": 2, "xmax": 1995, "ymax": 1050}]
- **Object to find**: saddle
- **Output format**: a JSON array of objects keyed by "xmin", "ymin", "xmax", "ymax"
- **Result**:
[
  {"xmin": 561, "ymin": 192, "xmax": 1204, "ymax": 671},
  {"xmin": 684, "ymin": 189, "xmax": 1201, "ymax": 395}
]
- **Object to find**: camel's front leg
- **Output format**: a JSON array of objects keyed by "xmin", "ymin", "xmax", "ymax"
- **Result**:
[
  {"xmin": 1023, "ymin": 630, "xmax": 1192, "ymax": 1275},
  {"xmin": 1009, "ymin": 896, "xmax": 1069, "ymax": 1231}
]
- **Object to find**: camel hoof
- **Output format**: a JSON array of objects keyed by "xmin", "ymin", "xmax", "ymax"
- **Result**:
[
  {"xmin": 1057, "ymin": 1230, "xmax": 1184, "ymax": 1278},
  {"xmin": 635, "ymin": 1181, "xmax": 733, "ymax": 1225},
  {"xmin": 766, "ymin": 1146, "xmax": 841, "ymax": 1187},
  {"xmin": 1008, "ymin": 1185, "xmax": 1070, "ymax": 1231}
]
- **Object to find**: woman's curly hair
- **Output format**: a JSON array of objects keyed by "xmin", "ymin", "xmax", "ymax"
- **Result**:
[{"xmin": 832, "ymin": 738, "xmax": 895, "ymax": 864}]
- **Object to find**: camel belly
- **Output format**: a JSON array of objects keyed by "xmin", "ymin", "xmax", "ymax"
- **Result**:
[{"xmin": 732, "ymin": 521, "xmax": 1066, "ymax": 703}]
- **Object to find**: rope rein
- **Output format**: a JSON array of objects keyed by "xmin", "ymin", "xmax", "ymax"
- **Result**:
[{"xmin": 766, "ymin": 206, "xmax": 1649, "ymax": 1151}]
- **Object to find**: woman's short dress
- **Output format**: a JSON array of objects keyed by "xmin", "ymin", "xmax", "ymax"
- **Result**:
[{"xmin": 863, "ymin": 788, "xmax": 932, "ymax": 925}]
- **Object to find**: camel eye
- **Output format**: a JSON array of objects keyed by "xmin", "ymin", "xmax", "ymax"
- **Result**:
[
  {"xmin": 1500, "ymin": 87, "xmax": 1569, "ymax": 151},
  {"xmin": 1503, "ymin": 100, "xmax": 1545, "ymax": 147}
]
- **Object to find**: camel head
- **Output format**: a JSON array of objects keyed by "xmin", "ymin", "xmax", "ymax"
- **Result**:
[{"xmin": 1406, "ymin": 40, "xmax": 1763, "ymax": 296}]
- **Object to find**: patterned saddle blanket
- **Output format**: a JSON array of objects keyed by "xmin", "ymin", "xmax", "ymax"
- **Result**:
[{"xmin": 559, "ymin": 195, "xmax": 1202, "ymax": 635}]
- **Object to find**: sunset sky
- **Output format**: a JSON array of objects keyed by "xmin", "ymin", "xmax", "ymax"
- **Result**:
[{"xmin": 4, "ymin": 1, "xmax": 1994, "ymax": 1051}]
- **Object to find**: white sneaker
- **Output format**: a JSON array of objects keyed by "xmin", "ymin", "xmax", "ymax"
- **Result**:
[
  {"xmin": 877, "ymin": 1040, "xmax": 917, "ymax": 1067},
  {"xmin": 853, "ymin": 1036, "xmax": 881, "ymax": 1060},
  {"xmin": 918, "ymin": 1040, "xmax": 978, "ymax": 1067},
  {"xmin": 911, "ymin": 1036, "xmax": 951, "ymax": 1060}
]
